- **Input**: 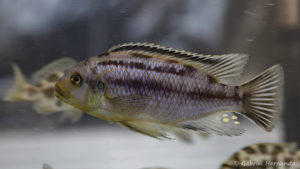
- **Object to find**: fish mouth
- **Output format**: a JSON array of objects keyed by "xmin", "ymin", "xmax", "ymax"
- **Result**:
[{"xmin": 54, "ymin": 84, "xmax": 69, "ymax": 101}]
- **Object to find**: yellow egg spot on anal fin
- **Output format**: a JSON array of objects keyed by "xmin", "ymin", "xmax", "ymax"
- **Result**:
[
  {"xmin": 222, "ymin": 114, "xmax": 229, "ymax": 117},
  {"xmin": 222, "ymin": 118, "xmax": 229, "ymax": 123},
  {"xmin": 231, "ymin": 115, "xmax": 238, "ymax": 120},
  {"xmin": 179, "ymin": 111, "xmax": 245, "ymax": 136},
  {"xmin": 234, "ymin": 121, "xmax": 240, "ymax": 125}
]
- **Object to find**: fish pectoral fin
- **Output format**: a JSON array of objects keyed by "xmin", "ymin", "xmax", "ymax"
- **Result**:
[
  {"xmin": 31, "ymin": 57, "xmax": 77, "ymax": 84},
  {"xmin": 179, "ymin": 112, "xmax": 245, "ymax": 136},
  {"xmin": 118, "ymin": 121, "xmax": 171, "ymax": 140}
]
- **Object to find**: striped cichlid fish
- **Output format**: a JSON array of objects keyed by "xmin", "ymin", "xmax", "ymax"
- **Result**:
[
  {"xmin": 220, "ymin": 142, "xmax": 300, "ymax": 169},
  {"xmin": 55, "ymin": 42, "xmax": 284, "ymax": 138}
]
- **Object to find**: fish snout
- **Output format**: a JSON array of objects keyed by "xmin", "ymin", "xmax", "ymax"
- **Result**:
[{"xmin": 54, "ymin": 83, "xmax": 69, "ymax": 100}]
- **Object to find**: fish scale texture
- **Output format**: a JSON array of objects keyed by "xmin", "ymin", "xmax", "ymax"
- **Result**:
[{"xmin": 101, "ymin": 58, "xmax": 241, "ymax": 123}]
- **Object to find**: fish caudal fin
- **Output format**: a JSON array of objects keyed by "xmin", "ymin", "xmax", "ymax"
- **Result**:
[
  {"xmin": 240, "ymin": 65, "xmax": 284, "ymax": 131},
  {"xmin": 4, "ymin": 64, "xmax": 29, "ymax": 101}
]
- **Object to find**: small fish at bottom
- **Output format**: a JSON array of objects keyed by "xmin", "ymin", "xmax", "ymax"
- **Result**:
[{"xmin": 220, "ymin": 142, "xmax": 300, "ymax": 169}]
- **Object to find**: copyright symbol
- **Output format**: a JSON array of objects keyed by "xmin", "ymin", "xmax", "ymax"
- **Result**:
[{"xmin": 234, "ymin": 161, "xmax": 240, "ymax": 166}]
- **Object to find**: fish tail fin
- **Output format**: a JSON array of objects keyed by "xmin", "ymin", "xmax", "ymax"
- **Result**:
[
  {"xmin": 4, "ymin": 64, "xmax": 30, "ymax": 101},
  {"xmin": 240, "ymin": 65, "xmax": 284, "ymax": 131}
]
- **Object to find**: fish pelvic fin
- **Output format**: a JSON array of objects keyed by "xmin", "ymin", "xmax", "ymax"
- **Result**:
[
  {"xmin": 119, "ymin": 121, "xmax": 193, "ymax": 143},
  {"xmin": 118, "ymin": 121, "xmax": 172, "ymax": 140},
  {"xmin": 3, "ymin": 64, "xmax": 31, "ymax": 101},
  {"xmin": 240, "ymin": 65, "xmax": 284, "ymax": 132}
]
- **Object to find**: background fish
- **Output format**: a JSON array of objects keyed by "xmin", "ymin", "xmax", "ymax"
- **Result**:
[
  {"xmin": 55, "ymin": 42, "xmax": 284, "ymax": 139},
  {"xmin": 220, "ymin": 142, "xmax": 300, "ymax": 169},
  {"xmin": 4, "ymin": 58, "xmax": 83, "ymax": 123}
]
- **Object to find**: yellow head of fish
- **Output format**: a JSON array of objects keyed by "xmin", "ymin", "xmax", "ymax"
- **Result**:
[{"xmin": 54, "ymin": 59, "xmax": 106, "ymax": 112}]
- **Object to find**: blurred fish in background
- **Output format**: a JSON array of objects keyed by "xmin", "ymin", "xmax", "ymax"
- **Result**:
[
  {"xmin": 3, "ymin": 58, "xmax": 83, "ymax": 123},
  {"xmin": 220, "ymin": 142, "xmax": 300, "ymax": 169}
]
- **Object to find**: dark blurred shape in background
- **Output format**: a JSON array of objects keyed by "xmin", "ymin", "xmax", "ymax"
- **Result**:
[{"xmin": 0, "ymin": 0, "xmax": 299, "ymax": 143}]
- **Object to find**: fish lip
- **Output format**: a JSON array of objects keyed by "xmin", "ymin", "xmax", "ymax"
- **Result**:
[{"xmin": 54, "ymin": 85, "xmax": 68, "ymax": 101}]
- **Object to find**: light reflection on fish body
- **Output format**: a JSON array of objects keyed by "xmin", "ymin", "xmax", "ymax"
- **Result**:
[{"xmin": 55, "ymin": 42, "xmax": 284, "ymax": 139}]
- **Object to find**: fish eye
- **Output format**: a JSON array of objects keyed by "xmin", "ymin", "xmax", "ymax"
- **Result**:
[
  {"xmin": 70, "ymin": 73, "xmax": 82, "ymax": 86},
  {"xmin": 97, "ymin": 81, "xmax": 105, "ymax": 91}
]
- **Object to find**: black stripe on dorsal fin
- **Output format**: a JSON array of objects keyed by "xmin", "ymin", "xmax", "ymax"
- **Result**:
[
  {"xmin": 108, "ymin": 42, "xmax": 248, "ymax": 85},
  {"xmin": 108, "ymin": 42, "xmax": 219, "ymax": 65}
]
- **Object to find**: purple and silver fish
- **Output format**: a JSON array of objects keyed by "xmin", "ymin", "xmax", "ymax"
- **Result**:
[{"xmin": 55, "ymin": 42, "xmax": 284, "ymax": 139}]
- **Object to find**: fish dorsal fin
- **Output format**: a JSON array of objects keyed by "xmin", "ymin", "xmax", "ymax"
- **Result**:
[
  {"xmin": 31, "ymin": 57, "xmax": 77, "ymax": 84},
  {"xmin": 109, "ymin": 42, "xmax": 248, "ymax": 85}
]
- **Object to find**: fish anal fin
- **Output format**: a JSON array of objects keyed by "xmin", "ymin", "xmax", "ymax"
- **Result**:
[
  {"xmin": 179, "ymin": 112, "xmax": 245, "ymax": 136},
  {"xmin": 31, "ymin": 57, "xmax": 77, "ymax": 83},
  {"xmin": 118, "ymin": 121, "xmax": 171, "ymax": 140},
  {"xmin": 109, "ymin": 42, "xmax": 248, "ymax": 85}
]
